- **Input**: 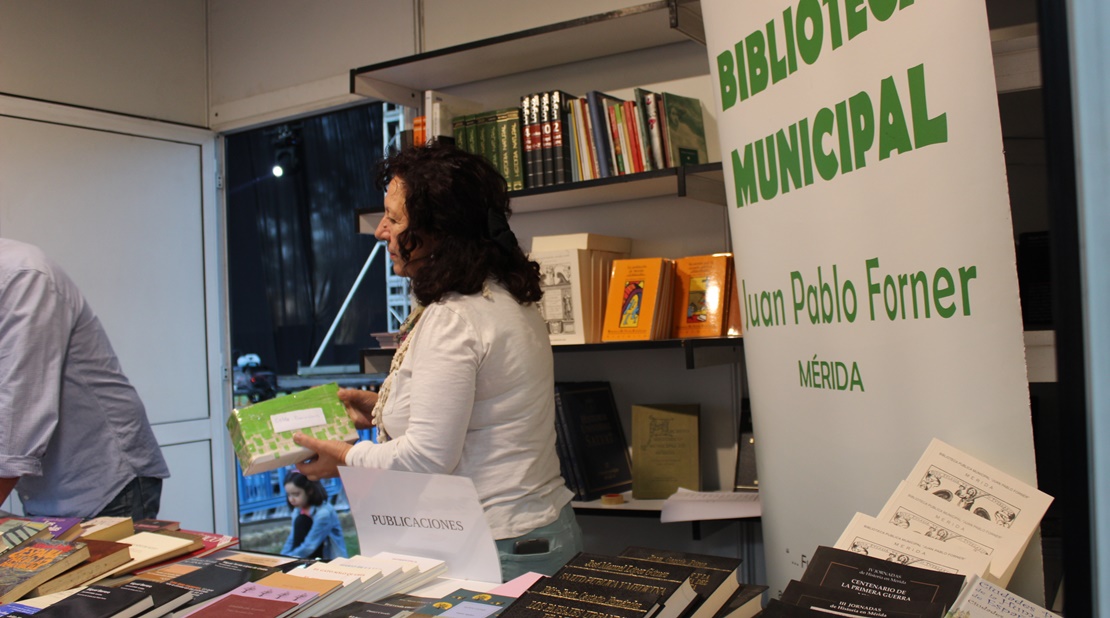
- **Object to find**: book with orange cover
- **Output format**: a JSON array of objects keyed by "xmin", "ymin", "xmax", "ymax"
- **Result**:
[
  {"xmin": 671, "ymin": 253, "xmax": 736, "ymax": 339},
  {"xmin": 601, "ymin": 258, "xmax": 673, "ymax": 342},
  {"xmin": 0, "ymin": 539, "xmax": 90, "ymax": 603}
]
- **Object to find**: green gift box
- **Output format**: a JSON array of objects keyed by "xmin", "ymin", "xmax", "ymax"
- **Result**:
[{"xmin": 227, "ymin": 382, "xmax": 359, "ymax": 475}]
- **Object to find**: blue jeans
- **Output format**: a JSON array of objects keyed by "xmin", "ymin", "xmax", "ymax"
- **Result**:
[
  {"xmin": 496, "ymin": 502, "xmax": 583, "ymax": 582},
  {"xmin": 97, "ymin": 477, "xmax": 163, "ymax": 520}
]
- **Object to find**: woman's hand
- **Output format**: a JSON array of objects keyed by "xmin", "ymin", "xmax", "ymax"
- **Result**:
[
  {"xmin": 293, "ymin": 433, "xmax": 353, "ymax": 481},
  {"xmin": 337, "ymin": 387, "xmax": 378, "ymax": 430}
]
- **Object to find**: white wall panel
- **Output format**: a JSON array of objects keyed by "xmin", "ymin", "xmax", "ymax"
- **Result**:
[{"xmin": 160, "ymin": 441, "xmax": 216, "ymax": 532}]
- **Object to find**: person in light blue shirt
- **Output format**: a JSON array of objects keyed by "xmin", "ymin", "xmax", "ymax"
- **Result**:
[
  {"xmin": 0, "ymin": 238, "xmax": 170, "ymax": 518},
  {"xmin": 280, "ymin": 472, "xmax": 348, "ymax": 560}
]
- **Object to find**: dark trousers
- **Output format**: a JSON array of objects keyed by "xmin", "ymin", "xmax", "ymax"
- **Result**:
[{"xmin": 97, "ymin": 477, "xmax": 163, "ymax": 520}]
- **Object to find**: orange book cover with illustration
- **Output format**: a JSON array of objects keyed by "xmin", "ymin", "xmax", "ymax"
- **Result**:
[
  {"xmin": 601, "ymin": 258, "xmax": 670, "ymax": 342},
  {"xmin": 671, "ymin": 253, "xmax": 735, "ymax": 339}
]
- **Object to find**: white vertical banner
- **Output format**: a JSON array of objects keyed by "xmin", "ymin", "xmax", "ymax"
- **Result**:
[{"xmin": 700, "ymin": 0, "xmax": 1041, "ymax": 598}]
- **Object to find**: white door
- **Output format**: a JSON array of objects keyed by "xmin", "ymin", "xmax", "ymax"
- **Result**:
[{"xmin": 0, "ymin": 96, "xmax": 233, "ymax": 534}]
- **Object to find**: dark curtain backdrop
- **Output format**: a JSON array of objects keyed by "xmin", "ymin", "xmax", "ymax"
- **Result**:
[{"xmin": 226, "ymin": 103, "xmax": 387, "ymax": 375}]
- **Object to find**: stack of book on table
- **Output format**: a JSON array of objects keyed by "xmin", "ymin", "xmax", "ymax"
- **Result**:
[{"xmin": 763, "ymin": 438, "xmax": 1059, "ymax": 617}]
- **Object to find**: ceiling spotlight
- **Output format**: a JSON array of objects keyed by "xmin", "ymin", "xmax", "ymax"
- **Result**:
[{"xmin": 271, "ymin": 124, "xmax": 301, "ymax": 178}]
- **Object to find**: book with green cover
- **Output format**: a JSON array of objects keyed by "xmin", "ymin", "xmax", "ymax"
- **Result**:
[
  {"xmin": 630, "ymin": 403, "xmax": 701, "ymax": 499},
  {"xmin": 661, "ymin": 92, "xmax": 708, "ymax": 167},
  {"xmin": 226, "ymin": 382, "xmax": 358, "ymax": 475}
]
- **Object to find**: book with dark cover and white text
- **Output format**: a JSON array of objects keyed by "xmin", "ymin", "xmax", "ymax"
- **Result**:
[
  {"xmin": 0, "ymin": 539, "xmax": 90, "ymax": 604},
  {"xmin": 549, "ymin": 90, "xmax": 575, "ymax": 185},
  {"xmin": 31, "ymin": 584, "xmax": 153, "ymax": 618},
  {"xmin": 799, "ymin": 546, "xmax": 966, "ymax": 611},
  {"xmin": 522, "ymin": 574, "xmax": 662, "ymax": 618},
  {"xmin": 116, "ymin": 578, "xmax": 192, "ymax": 618},
  {"xmin": 619, "ymin": 547, "xmax": 741, "ymax": 618},
  {"xmin": 553, "ymin": 382, "xmax": 633, "ymax": 501},
  {"xmin": 757, "ymin": 599, "xmax": 828, "ymax": 617},
  {"xmin": 553, "ymin": 552, "xmax": 699, "ymax": 618},
  {"xmin": 780, "ymin": 579, "xmax": 945, "ymax": 618},
  {"xmin": 158, "ymin": 556, "xmax": 294, "ymax": 612}
]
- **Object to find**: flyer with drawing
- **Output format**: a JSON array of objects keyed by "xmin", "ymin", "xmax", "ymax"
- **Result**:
[
  {"xmin": 900, "ymin": 439, "xmax": 1053, "ymax": 585},
  {"xmin": 835, "ymin": 512, "xmax": 992, "ymax": 577}
]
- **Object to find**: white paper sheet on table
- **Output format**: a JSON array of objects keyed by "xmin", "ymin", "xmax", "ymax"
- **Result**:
[{"xmin": 659, "ymin": 488, "xmax": 762, "ymax": 523}]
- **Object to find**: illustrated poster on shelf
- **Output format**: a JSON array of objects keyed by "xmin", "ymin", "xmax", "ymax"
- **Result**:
[{"xmin": 701, "ymin": 0, "xmax": 1041, "ymax": 600}]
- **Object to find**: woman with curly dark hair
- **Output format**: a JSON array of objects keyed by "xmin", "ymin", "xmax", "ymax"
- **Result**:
[{"xmin": 294, "ymin": 140, "xmax": 581, "ymax": 580}]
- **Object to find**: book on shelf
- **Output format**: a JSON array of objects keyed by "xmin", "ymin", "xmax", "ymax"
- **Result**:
[
  {"xmin": 526, "ymin": 92, "xmax": 545, "ymax": 187},
  {"xmin": 553, "ymin": 382, "xmax": 633, "ymax": 502},
  {"xmin": 226, "ymin": 382, "xmax": 359, "ymax": 475},
  {"xmin": 944, "ymin": 573, "xmax": 1060, "ymax": 617},
  {"xmin": 539, "ymin": 91, "xmax": 554, "ymax": 186},
  {"xmin": 495, "ymin": 107, "xmax": 524, "ymax": 191},
  {"xmin": 519, "ymin": 94, "xmax": 537, "ymax": 189},
  {"xmin": 661, "ymin": 92, "xmax": 708, "ymax": 167},
  {"xmin": 509, "ymin": 576, "xmax": 662, "ymax": 618},
  {"xmin": 606, "ymin": 102, "xmax": 629, "ymax": 175},
  {"xmin": 630, "ymin": 404, "xmax": 701, "ymax": 500},
  {"xmin": 733, "ymin": 428, "xmax": 758, "ymax": 492},
  {"xmin": 618, "ymin": 547, "xmax": 741, "ymax": 618},
  {"xmin": 707, "ymin": 583, "xmax": 767, "ymax": 618},
  {"xmin": 425, "ymin": 90, "xmax": 482, "ymax": 143},
  {"xmin": 585, "ymin": 91, "xmax": 622, "ymax": 179},
  {"xmin": 532, "ymin": 248, "xmax": 591, "ymax": 346},
  {"xmin": 30, "ymin": 583, "xmax": 154, "ymax": 618},
  {"xmin": 552, "ymin": 552, "xmax": 699, "ymax": 618},
  {"xmin": 26, "ymin": 517, "xmax": 83, "ymax": 543},
  {"xmin": 0, "ymin": 539, "xmax": 90, "ymax": 604},
  {"xmin": 549, "ymin": 90, "xmax": 575, "ymax": 185},
  {"xmin": 601, "ymin": 258, "xmax": 675, "ymax": 342},
  {"xmin": 671, "ymin": 253, "xmax": 737, "ymax": 339},
  {"xmin": 75, "ymin": 516, "xmax": 135, "ymax": 543},
  {"xmin": 779, "ymin": 579, "xmax": 946, "ymax": 618},
  {"xmin": 531, "ymin": 234, "xmax": 631, "ymax": 346},
  {"xmin": 116, "ymin": 578, "xmax": 193, "ymax": 618},
  {"xmin": 413, "ymin": 116, "xmax": 427, "ymax": 148},
  {"xmin": 30, "ymin": 538, "xmax": 131, "ymax": 596},
  {"xmin": 635, "ymin": 88, "xmax": 666, "ymax": 171},
  {"xmin": 0, "ymin": 521, "xmax": 52, "ymax": 558},
  {"xmin": 799, "ymin": 546, "xmax": 966, "ymax": 611}
]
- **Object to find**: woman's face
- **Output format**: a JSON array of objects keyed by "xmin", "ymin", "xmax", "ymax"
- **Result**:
[
  {"xmin": 285, "ymin": 483, "xmax": 308, "ymax": 508},
  {"xmin": 376, "ymin": 177, "xmax": 435, "ymax": 277}
]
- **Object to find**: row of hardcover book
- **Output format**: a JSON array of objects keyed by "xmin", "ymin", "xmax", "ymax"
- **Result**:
[
  {"xmin": 411, "ymin": 88, "xmax": 709, "ymax": 192},
  {"xmin": 530, "ymin": 233, "xmax": 741, "ymax": 345}
]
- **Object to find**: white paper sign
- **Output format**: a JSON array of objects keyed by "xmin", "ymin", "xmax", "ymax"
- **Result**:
[
  {"xmin": 701, "ymin": 0, "xmax": 1041, "ymax": 597},
  {"xmin": 270, "ymin": 407, "xmax": 326, "ymax": 433},
  {"xmin": 339, "ymin": 467, "xmax": 501, "ymax": 584}
]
